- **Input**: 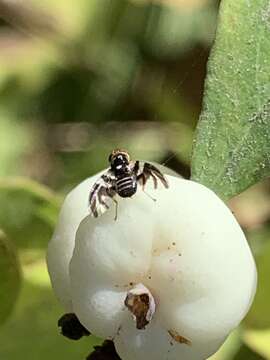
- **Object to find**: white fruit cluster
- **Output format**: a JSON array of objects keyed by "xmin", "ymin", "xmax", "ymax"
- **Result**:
[{"xmin": 47, "ymin": 171, "xmax": 257, "ymax": 360}]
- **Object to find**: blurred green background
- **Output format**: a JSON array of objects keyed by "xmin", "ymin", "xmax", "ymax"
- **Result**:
[{"xmin": 0, "ymin": 0, "xmax": 269, "ymax": 359}]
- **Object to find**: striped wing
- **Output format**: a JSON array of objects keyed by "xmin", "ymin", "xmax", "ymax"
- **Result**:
[
  {"xmin": 137, "ymin": 161, "xmax": 169, "ymax": 189},
  {"xmin": 89, "ymin": 173, "xmax": 115, "ymax": 217}
]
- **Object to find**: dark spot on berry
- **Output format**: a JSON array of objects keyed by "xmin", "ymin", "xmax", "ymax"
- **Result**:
[
  {"xmin": 86, "ymin": 340, "xmax": 121, "ymax": 360},
  {"xmin": 58, "ymin": 313, "xmax": 90, "ymax": 340}
]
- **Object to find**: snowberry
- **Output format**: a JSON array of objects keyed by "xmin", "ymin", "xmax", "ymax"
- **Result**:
[{"xmin": 47, "ymin": 172, "xmax": 257, "ymax": 360}]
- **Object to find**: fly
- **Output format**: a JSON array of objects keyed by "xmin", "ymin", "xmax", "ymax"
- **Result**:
[{"xmin": 89, "ymin": 149, "xmax": 169, "ymax": 220}]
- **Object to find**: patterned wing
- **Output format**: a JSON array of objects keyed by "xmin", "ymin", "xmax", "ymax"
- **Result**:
[
  {"xmin": 89, "ymin": 173, "xmax": 116, "ymax": 217},
  {"xmin": 137, "ymin": 162, "xmax": 169, "ymax": 189}
]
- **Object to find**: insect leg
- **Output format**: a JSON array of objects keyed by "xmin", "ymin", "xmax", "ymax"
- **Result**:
[
  {"xmin": 112, "ymin": 198, "xmax": 118, "ymax": 221},
  {"xmin": 143, "ymin": 190, "xmax": 156, "ymax": 202},
  {"xmin": 137, "ymin": 172, "xmax": 156, "ymax": 201}
]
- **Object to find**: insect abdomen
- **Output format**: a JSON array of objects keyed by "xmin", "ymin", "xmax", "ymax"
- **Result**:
[{"xmin": 116, "ymin": 176, "xmax": 137, "ymax": 198}]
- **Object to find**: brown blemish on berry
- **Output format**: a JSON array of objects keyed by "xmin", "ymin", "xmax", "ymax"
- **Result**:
[
  {"xmin": 125, "ymin": 293, "xmax": 150, "ymax": 329},
  {"xmin": 125, "ymin": 284, "xmax": 156, "ymax": 330}
]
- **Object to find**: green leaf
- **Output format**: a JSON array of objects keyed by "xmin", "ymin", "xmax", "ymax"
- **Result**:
[
  {"xmin": 191, "ymin": 0, "xmax": 270, "ymax": 199},
  {"xmin": 244, "ymin": 329, "xmax": 270, "ymax": 359},
  {"xmin": 209, "ymin": 329, "xmax": 241, "ymax": 360},
  {"xmin": 0, "ymin": 230, "xmax": 21, "ymax": 325},
  {"xmin": 233, "ymin": 344, "xmax": 265, "ymax": 360},
  {"xmin": 244, "ymin": 238, "xmax": 270, "ymax": 329},
  {"xmin": 145, "ymin": 2, "xmax": 217, "ymax": 57},
  {"xmin": 0, "ymin": 260, "xmax": 99, "ymax": 360},
  {"xmin": 0, "ymin": 177, "xmax": 62, "ymax": 250},
  {"xmin": 0, "ymin": 177, "xmax": 62, "ymax": 209}
]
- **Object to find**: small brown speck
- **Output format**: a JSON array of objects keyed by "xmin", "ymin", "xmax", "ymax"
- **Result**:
[
  {"xmin": 178, "ymin": 253, "xmax": 182, "ymax": 256},
  {"xmin": 167, "ymin": 247, "xmax": 171, "ymax": 250},
  {"xmin": 148, "ymin": 276, "xmax": 152, "ymax": 280},
  {"xmin": 168, "ymin": 330, "xmax": 191, "ymax": 346},
  {"xmin": 129, "ymin": 282, "xmax": 134, "ymax": 286},
  {"xmin": 114, "ymin": 284, "xmax": 119, "ymax": 288},
  {"xmin": 117, "ymin": 325, "xmax": 122, "ymax": 336},
  {"xmin": 172, "ymin": 242, "xmax": 176, "ymax": 246}
]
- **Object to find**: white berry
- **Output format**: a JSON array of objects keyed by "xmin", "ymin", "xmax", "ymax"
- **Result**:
[{"xmin": 47, "ymin": 173, "xmax": 257, "ymax": 360}]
